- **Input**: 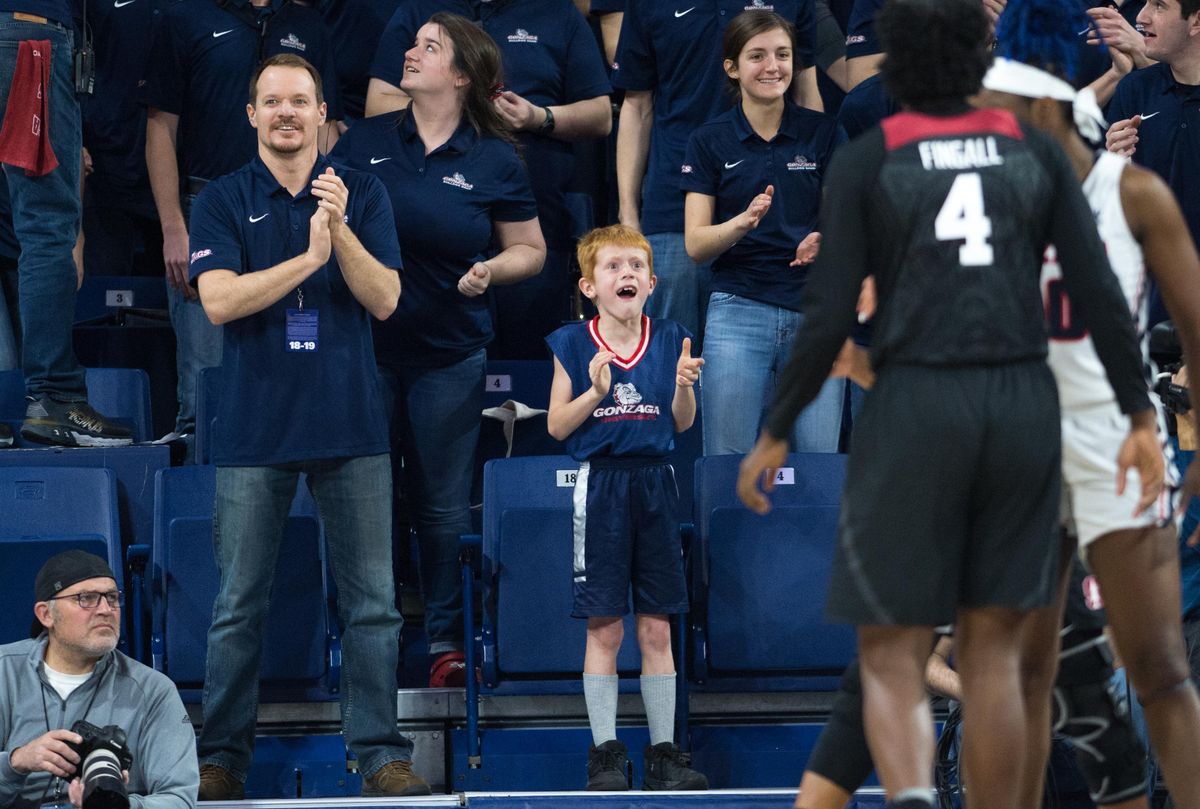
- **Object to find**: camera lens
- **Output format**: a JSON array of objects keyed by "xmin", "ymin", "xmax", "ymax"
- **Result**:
[{"xmin": 80, "ymin": 748, "xmax": 129, "ymax": 809}]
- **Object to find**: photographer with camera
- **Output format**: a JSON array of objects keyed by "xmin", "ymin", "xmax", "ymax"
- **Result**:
[{"xmin": 0, "ymin": 551, "xmax": 197, "ymax": 809}]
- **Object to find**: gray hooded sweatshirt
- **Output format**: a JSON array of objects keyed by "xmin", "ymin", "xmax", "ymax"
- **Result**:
[{"xmin": 0, "ymin": 636, "xmax": 197, "ymax": 809}]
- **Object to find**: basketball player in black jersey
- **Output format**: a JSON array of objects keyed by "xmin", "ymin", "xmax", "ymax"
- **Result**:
[{"xmin": 736, "ymin": 2, "xmax": 1163, "ymax": 808}]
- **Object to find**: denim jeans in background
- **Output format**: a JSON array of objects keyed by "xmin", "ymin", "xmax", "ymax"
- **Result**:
[
  {"xmin": 701, "ymin": 292, "xmax": 844, "ymax": 455},
  {"xmin": 169, "ymin": 191, "xmax": 222, "ymax": 435},
  {"xmin": 0, "ymin": 16, "xmax": 84, "ymax": 399},
  {"xmin": 644, "ymin": 232, "xmax": 712, "ymax": 343},
  {"xmin": 381, "ymin": 349, "xmax": 485, "ymax": 656},
  {"xmin": 0, "ymin": 265, "xmax": 16, "ymax": 370},
  {"xmin": 199, "ymin": 454, "xmax": 412, "ymax": 780}
]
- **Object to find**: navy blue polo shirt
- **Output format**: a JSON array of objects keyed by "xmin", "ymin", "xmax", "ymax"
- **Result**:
[
  {"xmin": 590, "ymin": 0, "xmax": 624, "ymax": 11},
  {"xmin": 82, "ymin": 0, "xmax": 177, "ymax": 208},
  {"xmin": 612, "ymin": 0, "xmax": 816, "ymax": 235},
  {"xmin": 370, "ymin": 0, "xmax": 610, "ymax": 249},
  {"xmin": 836, "ymin": 72, "xmax": 896, "ymax": 139},
  {"xmin": 316, "ymin": 0, "xmax": 401, "ymax": 121},
  {"xmin": 141, "ymin": 0, "xmax": 342, "ymax": 184},
  {"xmin": 1109, "ymin": 61, "xmax": 1200, "ymax": 324},
  {"xmin": 187, "ymin": 154, "xmax": 399, "ymax": 467},
  {"xmin": 681, "ymin": 99, "xmax": 844, "ymax": 310},
  {"xmin": 329, "ymin": 110, "xmax": 539, "ymax": 368},
  {"xmin": 843, "ymin": 0, "xmax": 881, "ymax": 59}
]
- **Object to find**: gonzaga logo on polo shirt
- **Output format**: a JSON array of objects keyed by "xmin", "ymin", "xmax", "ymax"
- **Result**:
[
  {"xmin": 787, "ymin": 154, "xmax": 818, "ymax": 171},
  {"xmin": 190, "ymin": 248, "xmax": 213, "ymax": 264},
  {"xmin": 443, "ymin": 172, "xmax": 474, "ymax": 190},
  {"xmin": 280, "ymin": 33, "xmax": 307, "ymax": 52},
  {"xmin": 744, "ymin": 0, "xmax": 775, "ymax": 9},
  {"xmin": 507, "ymin": 28, "xmax": 538, "ymax": 44}
]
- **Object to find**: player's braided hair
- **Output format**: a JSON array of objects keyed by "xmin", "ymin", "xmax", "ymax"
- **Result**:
[{"xmin": 877, "ymin": 0, "xmax": 991, "ymax": 108}]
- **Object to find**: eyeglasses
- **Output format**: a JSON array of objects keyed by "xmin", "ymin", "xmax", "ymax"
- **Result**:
[{"xmin": 46, "ymin": 591, "xmax": 123, "ymax": 610}]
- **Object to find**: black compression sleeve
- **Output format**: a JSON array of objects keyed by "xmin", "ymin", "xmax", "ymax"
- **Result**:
[{"xmin": 763, "ymin": 134, "xmax": 878, "ymax": 440}]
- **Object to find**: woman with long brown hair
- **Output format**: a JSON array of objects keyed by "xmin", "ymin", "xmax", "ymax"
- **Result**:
[{"xmin": 331, "ymin": 12, "xmax": 546, "ymax": 687}]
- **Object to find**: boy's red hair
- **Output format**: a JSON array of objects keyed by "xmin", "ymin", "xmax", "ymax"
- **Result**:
[{"xmin": 576, "ymin": 224, "xmax": 654, "ymax": 283}]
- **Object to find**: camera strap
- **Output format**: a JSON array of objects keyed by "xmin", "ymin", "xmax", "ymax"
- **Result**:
[{"xmin": 36, "ymin": 664, "xmax": 103, "ymax": 807}]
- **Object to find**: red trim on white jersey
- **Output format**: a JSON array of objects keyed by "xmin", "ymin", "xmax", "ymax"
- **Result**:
[{"xmin": 588, "ymin": 314, "xmax": 650, "ymax": 370}]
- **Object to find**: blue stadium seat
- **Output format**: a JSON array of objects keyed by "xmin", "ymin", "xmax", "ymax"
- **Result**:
[
  {"xmin": 690, "ymin": 453, "xmax": 855, "ymax": 689},
  {"xmin": 83, "ymin": 368, "xmax": 153, "ymax": 443},
  {"xmin": 472, "ymin": 456, "xmax": 640, "ymax": 686},
  {"xmin": 0, "ymin": 467, "xmax": 122, "ymax": 645},
  {"xmin": 150, "ymin": 465, "xmax": 336, "ymax": 701},
  {"xmin": 482, "ymin": 360, "xmax": 554, "ymax": 410},
  {"xmin": 74, "ymin": 275, "xmax": 168, "ymax": 323},
  {"xmin": 0, "ymin": 368, "xmax": 153, "ymax": 442}
]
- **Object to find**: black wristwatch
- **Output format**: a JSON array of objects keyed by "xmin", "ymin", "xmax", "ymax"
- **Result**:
[{"xmin": 538, "ymin": 106, "xmax": 556, "ymax": 134}]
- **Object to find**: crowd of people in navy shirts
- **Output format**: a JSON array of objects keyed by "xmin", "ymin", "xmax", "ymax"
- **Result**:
[{"xmin": 3, "ymin": 0, "xmax": 1200, "ymax": 801}]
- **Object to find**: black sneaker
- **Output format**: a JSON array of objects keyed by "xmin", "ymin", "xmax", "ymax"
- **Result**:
[
  {"xmin": 21, "ymin": 396, "xmax": 133, "ymax": 447},
  {"xmin": 587, "ymin": 739, "xmax": 631, "ymax": 791},
  {"xmin": 0, "ymin": 422, "xmax": 12, "ymax": 448},
  {"xmin": 643, "ymin": 741, "xmax": 708, "ymax": 790}
]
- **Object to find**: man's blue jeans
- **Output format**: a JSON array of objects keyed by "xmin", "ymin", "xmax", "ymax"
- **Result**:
[
  {"xmin": 198, "ymin": 454, "xmax": 412, "ymax": 780},
  {"xmin": 381, "ymin": 349, "xmax": 485, "ymax": 656},
  {"xmin": 0, "ymin": 15, "xmax": 84, "ymax": 399},
  {"xmin": 701, "ymin": 292, "xmax": 844, "ymax": 455}
]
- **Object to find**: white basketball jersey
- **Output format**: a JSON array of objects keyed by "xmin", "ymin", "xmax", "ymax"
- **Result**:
[{"xmin": 1042, "ymin": 151, "xmax": 1149, "ymax": 412}]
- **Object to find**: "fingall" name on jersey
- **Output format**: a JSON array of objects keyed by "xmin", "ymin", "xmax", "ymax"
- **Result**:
[{"xmin": 917, "ymin": 137, "xmax": 1004, "ymax": 171}]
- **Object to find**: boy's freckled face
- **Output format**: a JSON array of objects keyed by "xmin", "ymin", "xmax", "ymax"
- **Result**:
[{"xmin": 584, "ymin": 245, "xmax": 656, "ymax": 318}]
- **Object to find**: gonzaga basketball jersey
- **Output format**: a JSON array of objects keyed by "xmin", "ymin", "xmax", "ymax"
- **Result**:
[
  {"xmin": 545, "ymin": 315, "xmax": 689, "ymax": 462},
  {"xmin": 1042, "ymin": 150, "xmax": 1150, "ymax": 411}
]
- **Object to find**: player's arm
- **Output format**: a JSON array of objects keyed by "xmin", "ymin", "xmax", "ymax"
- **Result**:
[
  {"xmin": 616, "ymin": 90, "xmax": 653, "ymax": 231},
  {"xmin": 1123, "ymin": 163, "xmax": 1200, "ymax": 527},
  {"xmin": 1046, "ymin": 147, "xmax": 1152, "ymax": 419},
  {"xmin": 925, "ymin": 635, "xmax": 961, "ymax": 701},
  {"xmin": 548, "ymin": 354, "xmax": 610, "ymax": 441},
  {"xmin": 762, "ymin": 145, "xmax": 872, "ymax": 441}
]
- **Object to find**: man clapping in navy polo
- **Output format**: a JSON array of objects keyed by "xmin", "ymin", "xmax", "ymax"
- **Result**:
[{"xmin": 184, "ymin": 53, "xmax": 430, "ymax": 800}]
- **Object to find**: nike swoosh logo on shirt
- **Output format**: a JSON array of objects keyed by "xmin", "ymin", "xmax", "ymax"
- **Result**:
[
  {"xmin": 675, "ymin": 7, "xmax": 696, "ymax": 17},
  {"xmin": 724, "ymin": 160, "xmax": 744, "ymax": 169},
  {"xmin": 249, "ymin": 213, "xmax": 269, "ymax": 223},
  {"xmin": 1138, "ymin": 111, "xmax": 1161, "ymax": 120},
  {"xmin": 113, "ymin": 0, "xmax": 136, "ymax": 7},
  {"xmin": 213, "ymin": 29, "xmax": 234, "ymax": 38},
  {"xmin": 369, "ymin": 157, "xmax": 392, "ymax": 164}
]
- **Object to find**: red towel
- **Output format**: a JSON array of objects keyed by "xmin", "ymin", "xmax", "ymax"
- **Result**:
[{"xmin": 0, "ymin": 40, "xmax": 58, "ymax": 177}]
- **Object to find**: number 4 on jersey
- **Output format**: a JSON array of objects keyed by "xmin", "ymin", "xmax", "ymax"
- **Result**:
[{"xmin": 935, "ymin": 172, "xmax": 994, "ymax": 267}]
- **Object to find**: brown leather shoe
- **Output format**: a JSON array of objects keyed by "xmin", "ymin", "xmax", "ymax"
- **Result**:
[
  {"xmin": 362, "ymin": 760, "xmax": 432, "ymax": 797},
  {"xmin": 198, "ymin": 764, "xmax": 244, "ymax": 801}
]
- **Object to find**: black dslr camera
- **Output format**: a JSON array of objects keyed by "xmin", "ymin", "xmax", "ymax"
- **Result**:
[
  {"xmin": 1150, "ymin": 321, "xmax": 1191, "ymax": 419},
  {"xmin": 67, "ymin": 721, "xmax": 134, "ymax": 809}
]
